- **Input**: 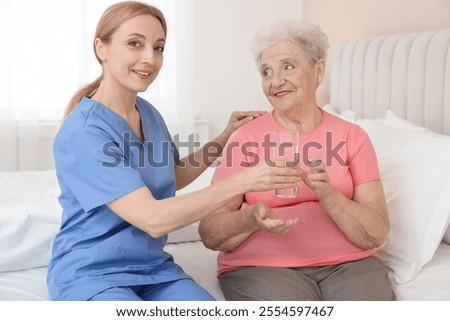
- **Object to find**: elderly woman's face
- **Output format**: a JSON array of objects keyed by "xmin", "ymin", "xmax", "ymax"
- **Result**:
[{"xmin": 259, "ymin": 40, "xmax": 319, "ymax": 111}]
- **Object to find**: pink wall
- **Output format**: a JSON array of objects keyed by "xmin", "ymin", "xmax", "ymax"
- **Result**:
[{"xmin": 303, "ymin": 0, "xmax": 450, "ymax": 105}]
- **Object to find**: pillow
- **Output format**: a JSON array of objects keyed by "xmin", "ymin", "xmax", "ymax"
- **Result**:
[
  {"xmin": 0, "ymin": 198, "xmax": 62, "ymax": 272},
  {"xmin": 356, "ymin": 118, "xmax": 450, "ymax": 283},
  {"xmin": 0, "ymin": 170, "xmax": 59, "ymax": 203},
  {"xmin": 0, "ymin": 170, "xmax": 62, "ymax": 272},
  {"xmin": 384, "ymin": 110, "xmax": 430, "ymax": 134},
  {"xmin": 322, "ymin": 104, "xmax": 357, "ymax": 123},
  {"xmin": 383, "ymin": 111, "xmax": 450, "ymax": 246}
]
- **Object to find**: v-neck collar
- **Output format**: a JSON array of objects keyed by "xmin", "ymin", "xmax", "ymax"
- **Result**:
[{"xmin": 84, "ymin": 96, "xmax": 147, "ymax": 143}]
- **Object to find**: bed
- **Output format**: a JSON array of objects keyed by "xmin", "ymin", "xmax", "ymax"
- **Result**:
[{"xmin": 1, "ymin": 28, "xmax": 450, "ymax": 301}]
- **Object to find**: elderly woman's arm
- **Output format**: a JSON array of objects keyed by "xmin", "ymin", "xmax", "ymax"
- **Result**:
[
  {"xmin": 303, "ymin": 162, "xmax": 389, "ymax": 249},
  {"xmin": 199, "ymin": 196, "xmax": 298, "ymax": 252},
  {"xmin": 321, "ymin": 180, "xmax": 389, "ymax": 249}
]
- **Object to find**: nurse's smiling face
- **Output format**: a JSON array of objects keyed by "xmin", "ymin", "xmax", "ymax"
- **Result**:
[{"xmin": 95, "ymin": 14, "xmax": 166, "ymax": 94}]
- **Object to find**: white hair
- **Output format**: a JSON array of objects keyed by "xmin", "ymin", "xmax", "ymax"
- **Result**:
[{"xmin": 251, "ymin": 20, "xmax": 329, "ymax": 66}]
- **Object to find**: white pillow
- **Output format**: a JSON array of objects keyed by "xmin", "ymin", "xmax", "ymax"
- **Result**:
[
  {"xmin": 0, "ymin": 199, "xmax": 62, "ymax": 272},
  {"xmin": 384, "ymin": 110, "xmax": 433, "ymax": 134},
  {"xmin": 0, "ymin": 170, "xmax": 62, "ymax": 272},
  {"xmin": 0, "ymin": 170, "xmax": 59, "ymax": 203},
  {"xmin": 356, "ymin": 118, "xmax": 450, "ymax": 283},
  {"xmin": 383, "ymin": 111, "xmax": 450, "ymax": 246},
  {"xmin": 322, "ymin": 104, "xmax": 357, "ymax": 123}
]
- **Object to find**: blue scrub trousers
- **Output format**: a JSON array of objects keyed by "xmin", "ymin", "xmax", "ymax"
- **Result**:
[{"xmin": 88, "ymin": 278, "xmax": 215, "ymax": 301}]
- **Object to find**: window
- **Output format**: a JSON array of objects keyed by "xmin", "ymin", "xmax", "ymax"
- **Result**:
[{"xmin": 0, "ymin": 0, "xmax": 195, "ymax": 136}]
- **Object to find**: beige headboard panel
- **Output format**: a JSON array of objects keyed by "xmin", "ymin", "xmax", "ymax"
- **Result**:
[{"xmin": 330, "ymin": 29, "xmax": 450, "ymax": 135}]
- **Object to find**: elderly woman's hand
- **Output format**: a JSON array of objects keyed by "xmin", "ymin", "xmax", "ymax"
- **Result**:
[
  {"xmin": 251, "ymin": 203, "xmax": 298, "ymax": 235},
  {"xmin": 301, "ymin": 157, "xmax": 334, "ymax": 200}
]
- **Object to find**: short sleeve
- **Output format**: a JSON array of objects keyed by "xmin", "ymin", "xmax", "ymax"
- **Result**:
[
  {"xmin": 55, "ymin": 127, "xmax": 145, "ymax": 212},
  {"xmin": 212, "ymin": 131, "xmax": 249, "ymax": 184},
  {"xmin": 348, "ymin": 127, "xmax": 380, "ymax": 186}
]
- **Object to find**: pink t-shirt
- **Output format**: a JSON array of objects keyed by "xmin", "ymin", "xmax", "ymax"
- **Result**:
[{"xmin": 212, "ymin": 109, "xmax": 380, "ymax": 275}]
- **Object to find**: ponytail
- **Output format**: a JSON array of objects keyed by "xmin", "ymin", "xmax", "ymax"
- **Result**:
[{"xmin": 64, "ymin": 76, "xmax": 101, "ymax": 118}]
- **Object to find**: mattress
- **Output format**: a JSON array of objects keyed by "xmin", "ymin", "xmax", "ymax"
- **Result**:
[
  {"xmin": 1, "ymin": 241, "xmax": 449, "ymax": 301},
  {"xmin": 0, "ymin": 240, "xmax": 223, "ymax": 301}
]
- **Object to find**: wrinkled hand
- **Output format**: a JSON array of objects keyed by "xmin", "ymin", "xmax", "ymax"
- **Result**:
[
  {"xmin": 301, "ymin": 157, "xmax": 333, "ymax": 200},
  {"xmin": 251, "ymin": 203, "xmax": 297, "ymax": 235},
  {"xmin": 221, "ymin": 111, "xmax": 267, "ymax": 141}
]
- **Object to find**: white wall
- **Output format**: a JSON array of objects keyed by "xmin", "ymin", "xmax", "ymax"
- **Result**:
[
  {"xmin": 193, "ymin": 0, "xmax": 303, "ymax": 138},
  {"xmin": 303, "ymin": 0, "xmax": 450, "ymax": 105}
]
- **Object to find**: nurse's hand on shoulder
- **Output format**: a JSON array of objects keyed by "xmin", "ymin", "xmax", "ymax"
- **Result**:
[{"xmin": 219, "ymin": 110, "xmax": 267, "ymax": 142}]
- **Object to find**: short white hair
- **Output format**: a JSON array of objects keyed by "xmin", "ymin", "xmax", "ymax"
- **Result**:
[{"xmin": 251, "ymin": 20, "xmax": 329, "ymax": 66}]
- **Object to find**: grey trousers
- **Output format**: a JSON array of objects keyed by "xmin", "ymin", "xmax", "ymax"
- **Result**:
[{"xmin": 218, "ymin": 256, "xmax": 396, "ymax": 301}]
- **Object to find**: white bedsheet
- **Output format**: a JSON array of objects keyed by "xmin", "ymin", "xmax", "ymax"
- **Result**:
[
  {"xmin": 1, "ymin": 165, "xmax": 449, "ymax": 301},
  {"xmin": 0, "ymin": 241, "xmax": 223, "ymax": 301},
  {"xmin": 166, "ymin": 242, "xmax": 224, "ymax": 300},
  {"xmin": 1, "ymin": 241, "xmax": 450, "ymax": 301},
  {"xmin": 0, "ymin": 267, "xmax": 49, "ymax": 301}
]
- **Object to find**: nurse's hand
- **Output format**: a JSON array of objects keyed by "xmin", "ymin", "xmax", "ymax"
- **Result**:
[
  {"xmin": 230, "ymin": 160, "xmax": 301, "ymax": 194},
  {"xmin": 218, "ymin": 110, "xmax": 267, "ymax": 143}
]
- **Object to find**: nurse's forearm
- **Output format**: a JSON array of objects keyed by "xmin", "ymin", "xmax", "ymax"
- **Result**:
[
  {"xmin": 175, "ymin": 133, "xmax": 228, "ymax": 189},
  {"xmin": 109, "ymin": 161, "xmax": 300, "ymax": 239},
  {"xmin": 108, "ymin": 174, "xmax": 245, "ymax": 239}
]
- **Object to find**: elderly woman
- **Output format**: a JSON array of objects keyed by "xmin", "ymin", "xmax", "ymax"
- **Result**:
[{"xmin": 199, "ymin": 21, "xmax": 396, "ymax": 301}]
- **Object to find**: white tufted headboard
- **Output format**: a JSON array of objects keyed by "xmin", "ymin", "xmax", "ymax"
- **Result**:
[{"xmin": 330, "ymin": 29, "xmax": 450, "ymax": 135}]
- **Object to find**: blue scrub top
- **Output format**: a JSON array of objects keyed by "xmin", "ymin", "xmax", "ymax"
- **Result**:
[{"xmin": 47, "ymin": 96, "xmax": 190, "ymax": 300}]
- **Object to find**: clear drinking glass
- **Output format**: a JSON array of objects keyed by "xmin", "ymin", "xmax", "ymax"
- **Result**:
[{"xmin": 269, "ymin": 132, "xmax": 300, "ymax": 198}]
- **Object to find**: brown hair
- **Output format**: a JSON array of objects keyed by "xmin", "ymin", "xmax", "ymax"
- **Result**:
[{"xmin": 64, "ymin": 1, "xmax": 167, "ymax": 118}]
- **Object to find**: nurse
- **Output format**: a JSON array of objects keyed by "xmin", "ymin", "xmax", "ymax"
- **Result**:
[{"xmin": 47, "ymin": 1, "xmax": 300, "ymax": 301}]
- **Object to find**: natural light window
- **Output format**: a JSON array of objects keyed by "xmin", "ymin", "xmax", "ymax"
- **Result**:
[
  {"xmin": 1, "ymin": 0, "xmax": 194, "ymax": 130},
  {"xmin": 0, "ymin": 0, "xmax": 195, "ymax": 170}
]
